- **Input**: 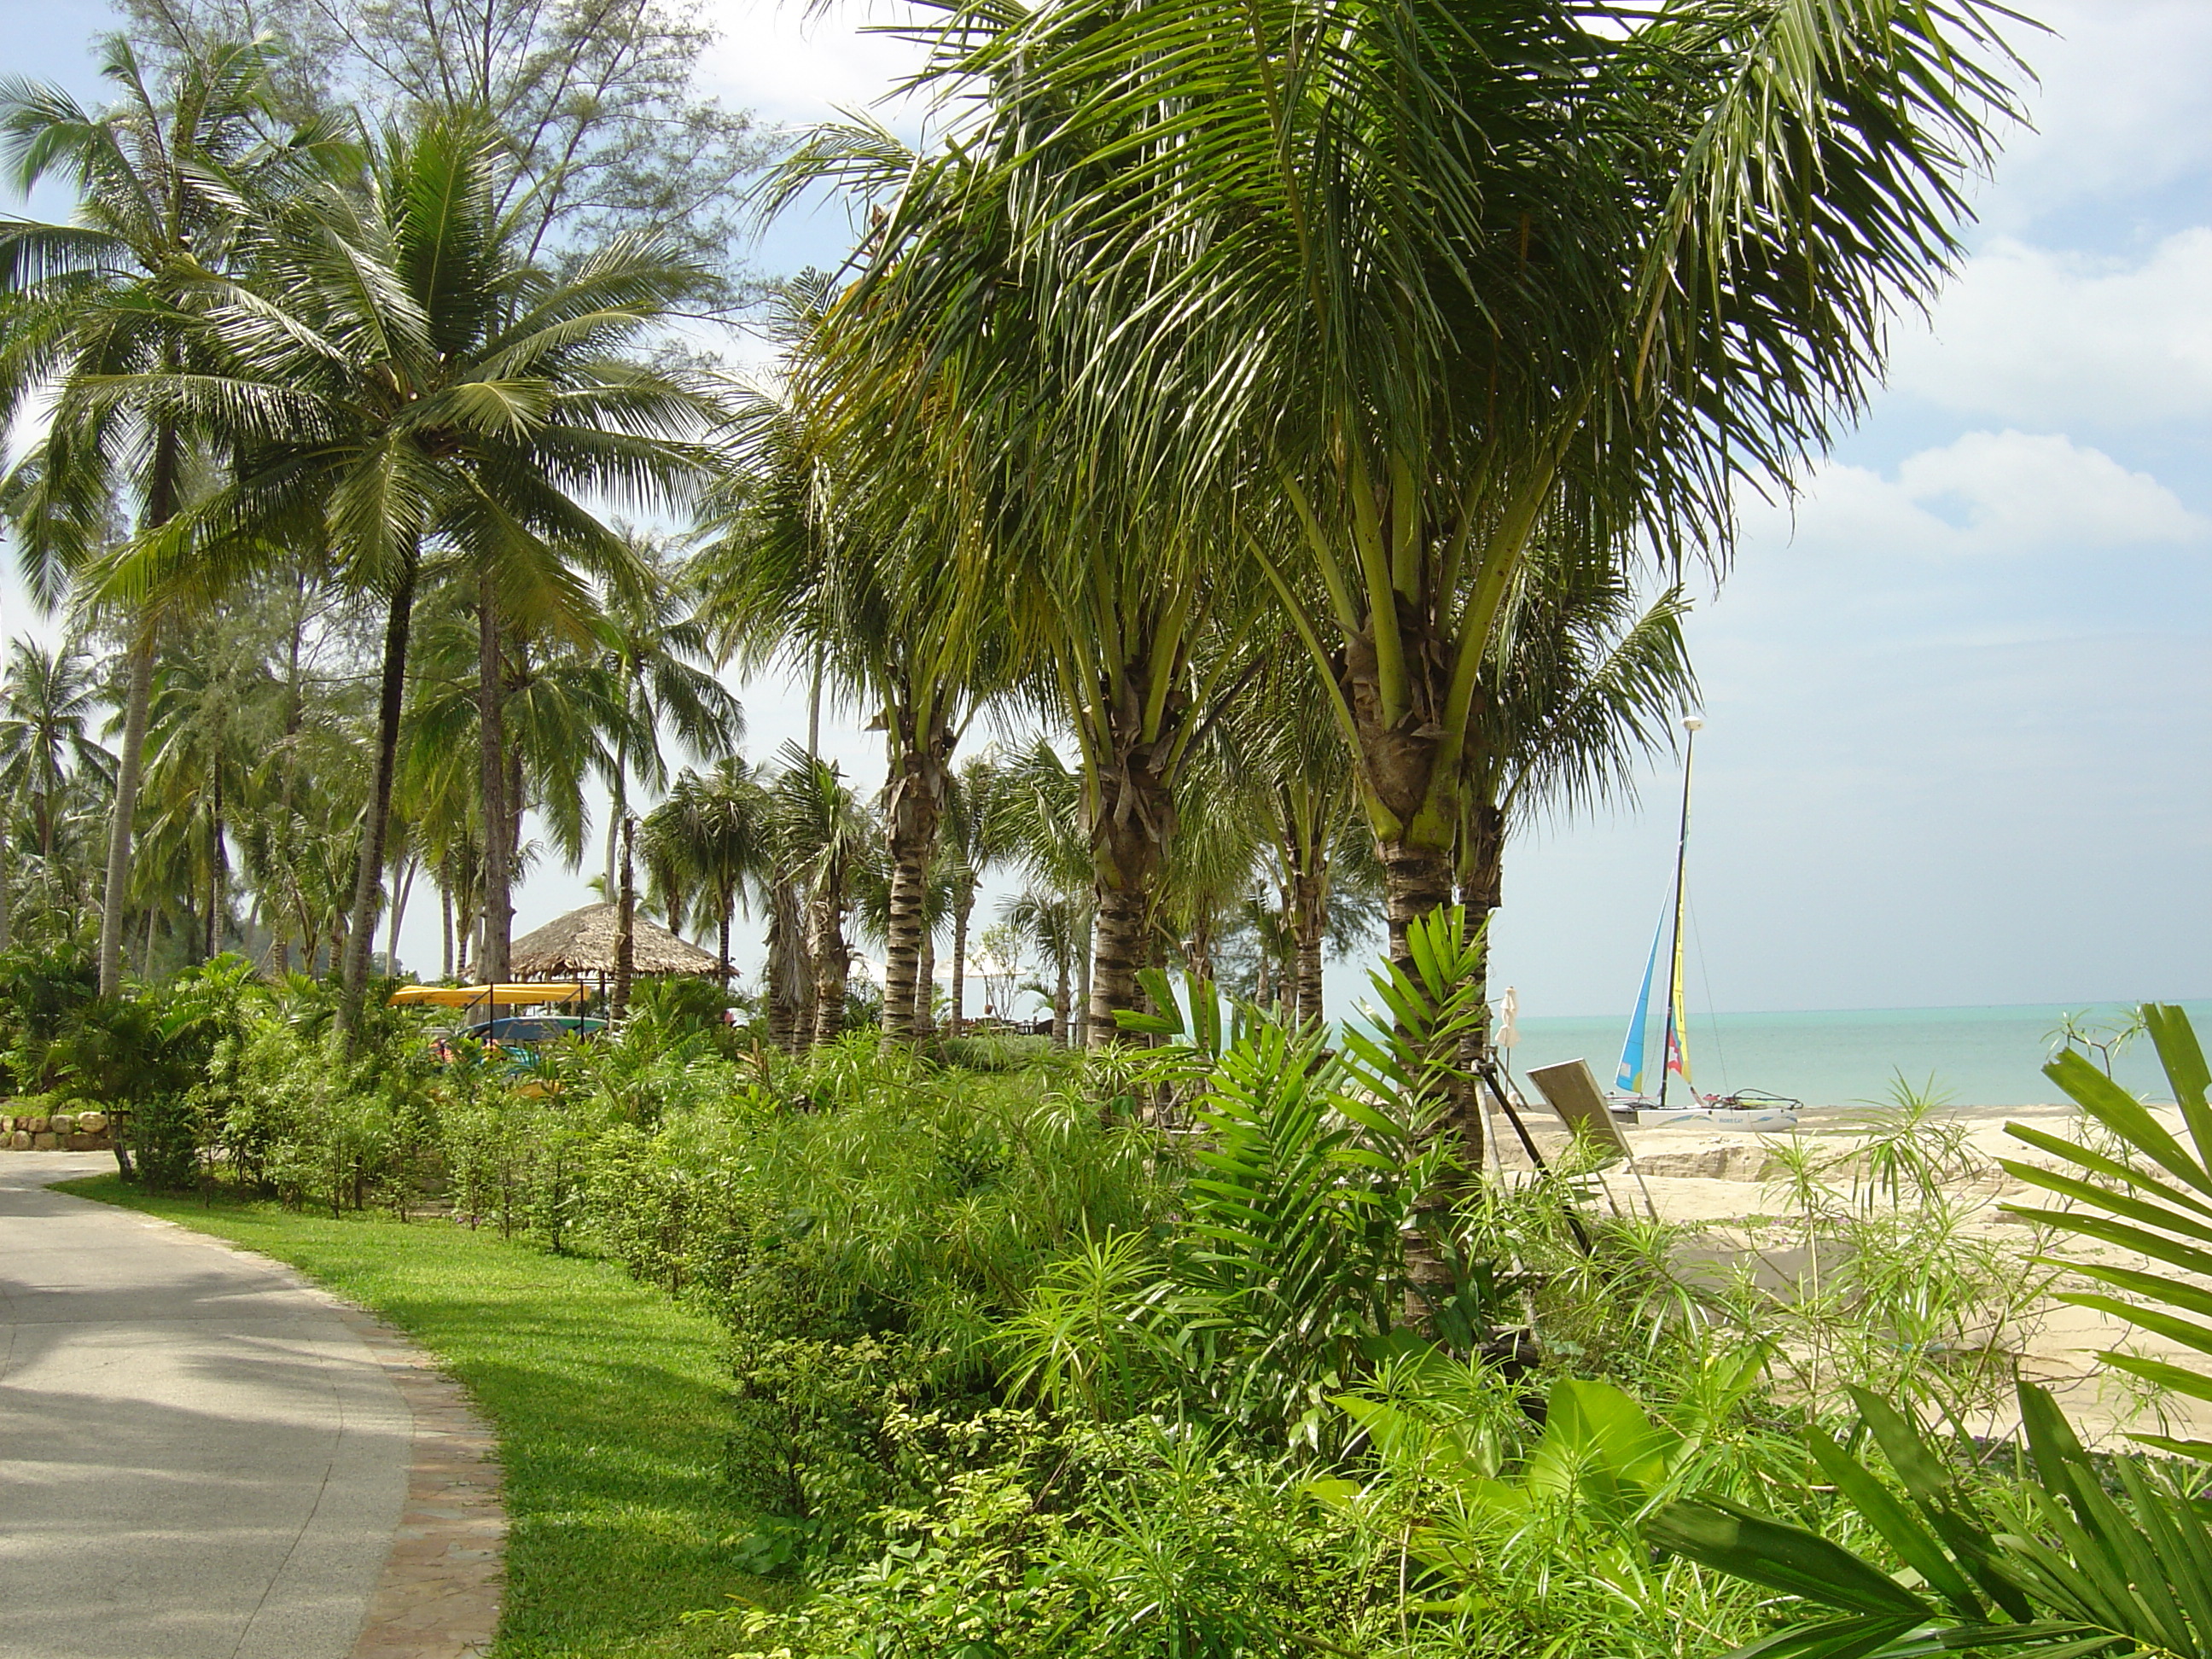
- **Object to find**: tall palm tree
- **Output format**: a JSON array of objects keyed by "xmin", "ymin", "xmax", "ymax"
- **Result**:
[
  {"xmin": 1001, "ymin": 886, "xmax": 1084, "ymax": 1046},
  {"xmin": 697, "ymin": 288, "xmax": 1010, "ymax": 1045},
  {"xmin": 137, "ymin": 614, "xmax": 277, "ymax": 960},
  {"xmin": 940, "ymin": 751, "xmax": 1014, "ymax": 1039},
  {"xmin": 767, "ymin": 747, "xmax": 874, "ymax": 1048},
  {"xmin": 596, "ymin": 534, "xmax": 743, "ymax": 894},
  {"xmin": 796, "ymin": 0, "xmax": 2027, "ymax": 981},
  {"xmin": 0, "ymin": 36, "xmax": 338, "ymax": 994},
  {"xmin": 994, "ymin": 739, "xmax": 1094, "ymax": 1046},
  {"xmin": 641, "ymin": 755, "xmax": 769, "ymax": 985},
  {"xmin": 0, "ymin": 638, "xmax": 115, "ymax": 864},
  {"xmin": 96, "ymin": 114, "xmax": 730, "ymax": 1038}
]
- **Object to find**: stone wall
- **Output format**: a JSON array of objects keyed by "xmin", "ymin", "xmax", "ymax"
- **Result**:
[{"xmin": 1, "ymin": 1110, "xmax": 114, "ymax": 1152}]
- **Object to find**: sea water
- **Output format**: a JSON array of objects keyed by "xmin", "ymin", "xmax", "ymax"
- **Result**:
[{"xmin": 1500, "ymin": 1001, "xmax": 2212, "ymax": 1109}]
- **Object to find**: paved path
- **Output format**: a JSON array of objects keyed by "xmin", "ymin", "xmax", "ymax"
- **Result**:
[{"xmin": 0, "ymin": 1155, "xmax": 416, "ymax": 1659}]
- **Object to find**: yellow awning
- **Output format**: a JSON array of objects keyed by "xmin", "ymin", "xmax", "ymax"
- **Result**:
[{"xmin": 387, "ymin": 982, "xmax": 591, "ymax": 1008}]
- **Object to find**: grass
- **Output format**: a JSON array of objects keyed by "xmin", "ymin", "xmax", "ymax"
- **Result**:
[{"xmin": 58, "ymin": 1176, "xmax": 759, "ymax": 1658}]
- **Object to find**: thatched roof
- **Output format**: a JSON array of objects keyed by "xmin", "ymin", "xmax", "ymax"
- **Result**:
[{"xmin": 509, "ymin": 903, "xmax": 722, "ymax": 979}]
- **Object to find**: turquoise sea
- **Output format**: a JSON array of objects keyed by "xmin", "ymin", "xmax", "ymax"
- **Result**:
[{"xmin": 1501, "ymin": 1001, "xmax": 2212, "ymax": 1109}]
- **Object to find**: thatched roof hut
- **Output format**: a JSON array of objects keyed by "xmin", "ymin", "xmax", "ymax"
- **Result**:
[{"xmin": 509, "ymin": 903, "xmax": 722, "ymax": 980}]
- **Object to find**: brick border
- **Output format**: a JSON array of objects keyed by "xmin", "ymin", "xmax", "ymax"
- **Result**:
[{"xmin": 328, "ymin": 1303, "xmax": 507, "ymax": 1659}]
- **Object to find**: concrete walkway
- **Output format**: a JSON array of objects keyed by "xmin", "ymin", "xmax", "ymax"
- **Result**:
[{"xmin": 0, "ymin": 1155, "xmax": 413, "ymax": 1659}]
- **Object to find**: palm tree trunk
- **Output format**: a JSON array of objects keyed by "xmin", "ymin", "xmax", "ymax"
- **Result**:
[
  {"xmin": 1382, "ymin": 827, "xmax": 1480, "ymax": 1329},
  {"xmin": 1381, "ymin": 838, "xmax": 1453, "ymax": 981},
  {"xmin": 612, "ymin": 815, "xmax": 636, "ymax": 1020},
  {"xmin": 1074, "ymin": 912, "xmax": 1093, "ymax": 1050},
  {"xmin": 477, "ymin": 572, "xmax": 512, "ymax": 984},
  {"xmin": 337, "ymin": 546, "xmax": 420, "ymax": 1042},
  {"xmin": 440, "ymin": 880, "xmax": 454, "ymax": 980},
  {"xmin": 915, "ymin": 923, "xmax": 936, "ymax": 1039},
  {"xmin": 1185, "ymin": 919, "xmax": 1214, "ymax": 985},
  {"xmin": 97, "ymin": 626, "xmax": 156, "ymax": 996},
  {"xmin": 206, "ymin": 764, "xmax": 224, "ymax": 961},
  {"xmin": 1051, "ymin": 954, "xmax": 1070, "ymax": 1048},
  {"xmin": 716, "ymin": 895, "xmax": 731, "ymax": 990},
  {"xmin": 881, "ymin": 847, "xmax": 929, "ymax": 1044},
  {"xmin": 0, "ymin": 828, "xmax": 11, "ymax": 952},
  {"xmin": 604, "ymin": 741, "xmax": 626, "ymax": 894},
  {"xmin": 1088, "ymin": 879, "xmax": 1148, "ymax": 1048},
  {"xmin": 950, "ymin": 890, "xmax": 972, "ymax": 1038},
  {"xmin": 880, "ymin": 709, "xmax": 948, "ymax": 1047},
  {"xmin": 386, "ymin": 853, "xmax": 415, "ymax": 977},
  {"xmin": 810, "ymin": 885, "xmax": 847, "ymax": 1048},
  {"xmin": 98, "ymin": 422, "xmax": 183, "ymax": 998},
  {"xmin": 1292, "ymin": 865, "xmax": 1327, "ymax": 1027},
  {"xmin": 1085, "ymin": 748, "xmax": 1171, "ymax": 1045}
]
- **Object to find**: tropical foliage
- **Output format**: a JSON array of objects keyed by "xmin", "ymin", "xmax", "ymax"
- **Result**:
[{"xmin": 15, "ymin": 10, "xmax": 2199, "ymax": 1659}]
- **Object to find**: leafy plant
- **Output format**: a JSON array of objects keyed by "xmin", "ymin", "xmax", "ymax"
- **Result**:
[
  {"xmin": 2002, "ymin": 1003, "xmax": 2212, "ymax": 1456},
  {"xmin": 1650, "ymin": 1379, "xmax": 2212, "ymax": 1659},
  {"xmin": 1173, "ymin": 1019, "xmax": 1441, "ymax": 1443}
]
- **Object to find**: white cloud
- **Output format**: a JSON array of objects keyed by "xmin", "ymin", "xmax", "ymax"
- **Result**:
[
  {"xmin": 1749, "ymin": 431, "xmax": 2205, "ymax": 559},
  {"xmin": 1970, "ymin": 0, "xmax": 2212, "ymax": 233},
  {"xmin": 698, "ymin": 0, "xmax": 932, "ymax": 131},
  {"xmin": 1889, "ymin": 231, "xmax": 2212, "ymax": 425}
]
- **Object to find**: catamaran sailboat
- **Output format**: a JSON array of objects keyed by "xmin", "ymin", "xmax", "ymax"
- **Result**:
[{"xmin": 1611, "ymin": 716, "xmax": 1800, "ymax": 1129}]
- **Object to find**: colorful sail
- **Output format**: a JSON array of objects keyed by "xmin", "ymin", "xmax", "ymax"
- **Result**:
[
  {"xmin": 1616, "ymin": 913, "xmax": 1665, "ymax": 1092},
  {"xmin": 1666, "ymin": 913, "xmax": 1692, "ymax": 1085}
]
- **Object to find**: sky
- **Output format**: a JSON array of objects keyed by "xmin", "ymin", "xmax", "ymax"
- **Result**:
[{"xmin": 4, "ymin": 0, "xmax": 2208, "ymax": 1019}]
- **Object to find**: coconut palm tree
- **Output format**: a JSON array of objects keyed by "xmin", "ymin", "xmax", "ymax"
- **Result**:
[
  {"xmin": 760, "ymin": 139, "xmax": 1275, "ymax": 1039},
  {"xmin": 641, "ymin": 755, "xmax": 770, "ymax": 986},
  {"xmin": 696, "ymin": 285, "xmax": 1011, "ymax": 1045},
  {"xmin": 767, "ymin": 747, "xmax": 875, "ymax": 1048},
  {"xmin": 993, "ymin": 739, "xmax": 1095, "ymax": 1045},
  {"xmin": 595, "ymin": 534, "xmax": 742, "ymax": 894},
  {"xmin": 940, "ymin": 751, "xmax": 1014, "ymax": 1039},
  {"xmin": 93, "ymin": 114, "xmax": 730, "ymax": 1039},
  {"xmin": 137, "ymin": 614, "xmax": 280, "ymax": 960},
  {"xmin": 795, "ymin": 0, "xmax": 2027, "ymax": 981},
  {"xmin": 0, "ymin": 638, "xmax": 116, "ymax": 865},
  {"xmin": 0, "ymin": 36, "xmax": 341, "ymax": 994},
  {"xmin": 1001, "ymin": 885, "xmax": 1084, "ymax": 1046}
]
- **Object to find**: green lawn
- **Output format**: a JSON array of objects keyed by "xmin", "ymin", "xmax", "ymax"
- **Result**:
[{"xmin": 60, "ymin": 1177, "xmax": 760, "ymax": 1658}]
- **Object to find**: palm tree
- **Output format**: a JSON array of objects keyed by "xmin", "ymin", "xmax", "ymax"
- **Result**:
[
  {"xmin": 1001, "ymin": 886, "xmax": 1084, "ymax": 1046},
  {"xmin": 993, "ymin": 739, "xmax": 1095, "ymax": 1046},
  {"xmin": 641, "ymin": 755, "xmax": 770, "ymax": 985},
  {"xmin": 696, "ymin": 290, "xmax": 1009, "ymax": 1045},
  {"xmin": 596, "ymin": 534, "xmax": 743, "ymax": 894},
  {"xmin": 767, "ymin": 748, "xmax": 874, "ymax": 1048},
  {"xmin": 0, "ymin": 638, "xmax": 115, "ymax": 864},
  {"xmin": 940, "ymin": 752, "xmax": 1014, "ymax": 1039},
  {"xmin": 137, "ymin": 614, "xmax": 278, "ymax": 960},
  {"xmin": 95, "ymin": 114, "xmax": 729, "ymax": 1038},
  {"xmin": 798, "ymin": 0, "xmax": 2027, "ymax": 981},
  {"xmin": 0, "ymin": 36, "xmax": 338, "ymax": 995}
]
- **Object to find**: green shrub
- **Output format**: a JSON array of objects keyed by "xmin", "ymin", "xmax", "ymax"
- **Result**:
[
  {"xmin": 725, "ymin": 1333, "xmax": 931, "ymax": 1545},
  {"xmin": 125, "ymin": 1092, "xmax": 205, "ymax": 1190},
  {"xmin": 720, "ymin": 1422, "xmax": 1383, "ymax": 1657}
]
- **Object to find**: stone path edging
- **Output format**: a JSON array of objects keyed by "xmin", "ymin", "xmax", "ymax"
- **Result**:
[
  {"xmin": 316, "ymin": 1299, "xmax": 506, "ymax": 1659},
  {"xmin": 161, "ymin": 1230, "xmax": 510, "ymax": 1659}
]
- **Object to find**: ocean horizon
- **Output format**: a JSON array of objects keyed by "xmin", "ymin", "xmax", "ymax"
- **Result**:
[{"xmin": 1497, "ymin": 998, "xmax": 2212, "ymax": 1109}]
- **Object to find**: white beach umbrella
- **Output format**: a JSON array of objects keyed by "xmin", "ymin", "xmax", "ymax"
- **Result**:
[{"xmin": 1498, "ymin": 986, "xmax": 1521, "ymax": 1052}]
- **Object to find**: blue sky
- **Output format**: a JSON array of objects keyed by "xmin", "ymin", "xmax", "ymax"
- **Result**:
[{"xmin": 7, "ymin": 1, "xmax": 2209, "ymax": 1017}]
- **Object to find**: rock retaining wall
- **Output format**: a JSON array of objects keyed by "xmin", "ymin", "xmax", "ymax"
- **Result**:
[{"xmin": 1, "ymin": 1110, "xmax": 114, "ymax": 1152}]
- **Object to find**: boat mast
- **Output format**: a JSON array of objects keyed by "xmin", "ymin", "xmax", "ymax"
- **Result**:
[{"xmin": 1656, "ymin": 714, "xmax": 1703, "ymax": 1109}]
